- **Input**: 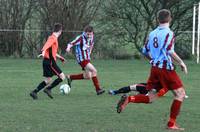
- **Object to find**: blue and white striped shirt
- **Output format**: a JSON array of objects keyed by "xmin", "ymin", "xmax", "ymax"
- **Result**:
[{"xmin": 142, "ymin": 25, "xmax": 175, "ymax": 70}]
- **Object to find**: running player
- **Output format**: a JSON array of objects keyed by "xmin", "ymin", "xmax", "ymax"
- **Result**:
[
  {"xmin": 65, "ymin": 25, "xmax": 105, "ymax": 95},
  {"xmin": 116, "ymin": 9, "xmax": 188, "ymax": 130},
  {"xmin": 30, "ymin": 23, "xmax": 66, "ymax": 99}
]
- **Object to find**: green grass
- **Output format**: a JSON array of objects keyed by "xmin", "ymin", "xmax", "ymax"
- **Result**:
[{"xmin": 0, "ymin": 58, "xmax": 200, "ymax": 132}]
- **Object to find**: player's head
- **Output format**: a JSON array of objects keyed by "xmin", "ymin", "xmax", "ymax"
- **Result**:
[
  {"xmin": 157, "ymin": 9, "xmax": 172, "ymax": 24},
  {"xmin": 53, "ymin": 23, "xmax": 62, "ymax": 35},
  {"xmin": 84, "ymin": 25, "xmax": 93, "ymax": 39}
]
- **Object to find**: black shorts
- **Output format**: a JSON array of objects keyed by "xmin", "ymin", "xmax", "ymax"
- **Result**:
[{"xmin": 43, "ymin": 58, "xmax": 62, "ymax": 77}]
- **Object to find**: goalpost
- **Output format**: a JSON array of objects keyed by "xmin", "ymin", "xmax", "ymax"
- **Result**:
[{"xmin": 192, "ymin": 2, "xmax": 200, "ymax": 63}]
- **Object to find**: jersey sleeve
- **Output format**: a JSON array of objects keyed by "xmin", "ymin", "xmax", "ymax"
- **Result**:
[
  {"xmin": 42, "ymin": 37, "xmax": 55, "ymax": 51},
  {"xmin": 166, "ymin": 32, "xmax": 175, "ymax": 54},
  {"xmin": 142, "ymin": 36, "xmax": 150, "ymax": 55},
  {"xmin": 69, "ymin": 35, "xmax": 82, "ymax": 46}
]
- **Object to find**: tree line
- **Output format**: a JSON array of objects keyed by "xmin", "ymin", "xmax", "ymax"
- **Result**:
[{"xmin": 0, "ymin": 0, "xmax": 198, "ymax": 59}]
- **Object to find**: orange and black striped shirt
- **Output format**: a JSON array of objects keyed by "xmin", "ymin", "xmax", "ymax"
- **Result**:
[{"xmin": 42, "ymin": 34, "xmax": 58, "ymax": 61}]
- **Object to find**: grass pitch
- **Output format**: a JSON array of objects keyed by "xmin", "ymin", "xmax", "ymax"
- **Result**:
[{"xmin": 0, "ymin": 59, "xmax": 199, "ymax": 132}]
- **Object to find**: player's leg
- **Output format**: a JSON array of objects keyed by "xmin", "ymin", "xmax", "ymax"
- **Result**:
[
  {"xmin": 108, "ymin": 85, "xmax": 131, "ymax": 95},
  {"xmin": 66, "ymin": 69, "xmax": 91, "ymax": 88},
  {"xmin": 46, "ymin": 73, "xmax": 65, "ymax": 90},
  {"xmin": 83, "ymin": 69, "xmax": 92, "ymax": 79},
  {"xmin": 85, "ymin": 63, "xmax": 105, "ymax": 95},
  {"xmin": 67, "ymin": 73, "xmax": 84, "ymax": 81},
  {"xmin": 116, "ymin": 92, "xmax": 158, "ymax": 113},
  {"xmin": 108, "ymin": 84, "xmax": 134, "ymax": 95},
  {"xmin": 159, "ymin": 69, "xmax": 185, "ymax": 130},
  {"xmin": 66, "ymin": 72, "xmax": 84, "ymax": 88},
  {"xmin": 124, "ymin": 69, "xmax": 161, "ymax": 104},
  {"xmin": 167, "ymin": 87, "xmax": 185, "ymax": 130},
  {"xmin": 43, "ymin": 61, "xmax": 65, "ymax": 99},
  {"xmin": 30, "ymin": 59, "xmax": 53, "ymax": 100},
  {"xmin": 35, "ymin": 77, "xmax": 52, "ymax": 93},
  {"xmin": 30, "ymin": 77, "xmax": 52, "ymax": 100},
  {"xmin": 109, "ymin": 83, "xmax": 148, "ymax": 95},
  {"xmin": 44, "ymin": 72, "xmax": 65, "ymax": 99},
  {"xmin": 66, "ymin": 61, "xmax": 89, "ymax": 87},
  {"xmin": 66, "ymin": 71, "xmax": 92, "ymax": 88},
  {"xmin": 117, "ymin": 84, "xmax": 168, "ymax": 113},
  {"xmin": 117, "ymin": 67, "xmax": 161, "ymax": 113},
  {"xmin": 133, "ymin": 83, "xmax": 149, "ymax": 94}
]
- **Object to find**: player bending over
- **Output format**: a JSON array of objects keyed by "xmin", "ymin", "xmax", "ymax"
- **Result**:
[
  {"xmin": 30, "ymin": 23, "xmax": 66, "ymax": 99},
  {"xmin": 65, "ymin": 25, "xmax": 105, "ymax": 95},
  {"xmin": 116, "ymin": 9, "xmax": 188, "ymax": 131},
  {"xmin": 108, "ymin": 83, "xmax": 188, "ymax": 98}
]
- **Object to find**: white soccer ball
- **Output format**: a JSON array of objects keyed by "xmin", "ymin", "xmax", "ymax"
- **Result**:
[{"xmin": 59, "ymin": 84, "xmax": 70, "ymax": 94}]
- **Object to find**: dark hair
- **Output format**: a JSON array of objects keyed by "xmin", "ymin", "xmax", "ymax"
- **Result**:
[
  {"xmin": 157, "ymin": 9, "xmax": 171, "ymax": 23},
  {"xmin": 84, "ymin": 25, "xmax": 93, "ymax": 32},
  {"xmin": 53, "ymin": 23, "xmax": 62, "ymax": 32}
]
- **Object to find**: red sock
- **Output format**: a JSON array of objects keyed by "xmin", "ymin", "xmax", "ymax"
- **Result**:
[
  {"xmin": 70, "ymin": 74, "xmax": 84, "ymax": 80},
  {"xmin": 157, "ymin": 87, "xmax": 168, "ymax": 97},
  {"xmin": 168, "ymin": 99, "xmax": 182, "ymax": 127},
  {"xmin": 128, "ymin": 94, "xmax": 150, "ymax": 103},
  {"xmin": 92, "ymin": 76, "xmax": 100, "ymax": 91}
]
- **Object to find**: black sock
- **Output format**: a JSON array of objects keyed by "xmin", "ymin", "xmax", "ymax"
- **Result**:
[
  {"xmin": 115, "ymin": 86, "xmax": 131, "ymax": 94},
  {"xmin": 47, "ymin": 78, "xmax": 63, "ymax": 90},
  {"xmin": 136, "ymin": 85, "xmax": 148, "ymax": 94},
  {"xmin": 33, "ymin": 81, "xmax": 47, "ymax": 93}
]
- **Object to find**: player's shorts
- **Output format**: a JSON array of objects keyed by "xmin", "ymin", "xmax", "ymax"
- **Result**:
[
  {"xmin": 146, "ymin": 66, "xmax": 183, "ymax": 91},
  {"xmin": 43, "ymin": 58, "xmax": 62, "ymax": 77},
  {"xmin": 79, "ymin": 60, "xmax": 90, "ymax": 70}
]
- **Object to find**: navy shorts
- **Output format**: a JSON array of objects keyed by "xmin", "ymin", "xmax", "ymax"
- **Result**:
[{"xmin": 43, "ymin": 58, "xmax": 62, "ymax": 77}]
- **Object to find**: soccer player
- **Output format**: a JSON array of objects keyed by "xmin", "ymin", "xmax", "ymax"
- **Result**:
[
  {"xmin": 116, "ymin": 9, "xmax": 188, "ymax": 130},
  {"xmin": 30, "ymin": 23, "xmax": 66, "ymax": 99},
  {"xmin": 65, "ymin": 25, "xmax": 105, "ymax": 95}
]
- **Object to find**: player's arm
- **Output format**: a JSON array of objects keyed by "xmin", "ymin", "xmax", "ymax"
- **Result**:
[
  {"xmin": 142, "ymin": 37, "xmax": 152, "ymax": 61},
  {"xmin": 37, "ymin": 50, "xmax": 46, "ymax": 58},
  {"xmin": 166, "ymin": 33, "xmax": 187, "ymax": 74},
  {"xmin": 170, "ymin": 52, "xmax": 187, "ymax": 74},
  {"xmin": 90, "ymin": 35, "xmax": 94, "ymax": 54},
  {"xmin": 90, "ymin": 44, "xmax": 94, "ymax": 55},
  {"xmin": 66, "ymin": 44, "xmax": 73, "ymax": 52},
  {"xmin": 56, "ymin": 53, "xmax": 66, "ymax": 63},
  {"xmin": 142, "ymin": 51, "xmax": 152, "ymax": 61},
  {"xmin": 38, "ymin": 37, "xmax": 54, "ymax": 58},
  {"xmin": 66, "ymin": 36, "xmax": 82, "ymax": 52},
  {"xmin": 89, "ymin": 32, "xmax": 94, "ymax": 54}
]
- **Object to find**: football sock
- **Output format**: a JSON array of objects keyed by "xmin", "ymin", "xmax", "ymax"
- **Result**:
[
  {"xmin": 46, "ymin": 78, "xmax": 63, "ymax": 90},
  {"xmin": 167, "ymin": 99, "xmax": 182, "ymax": 127},
  {"xmin": 157, "ymin": 87, "xmax": 168, "ymax": 97},
  {"xmin": 136, "ymin": 85, "xmax": 148, "ymax": 94},
  {"xmin": 70, "ymin": 74, "xmax": 84, "ymax": 80},
  {"xmin": 128, "ymin": 94, "xmax": 150, "ymax": 103},
  {"xmin": 34, "ymin": 81, "xmax": 47, "ymax": 93},
  {"xmin": 115, "ymin": 86, "xmax": 131, "ymax": 94},
  {"xmin": 92, "ymin": 76, "xmax": 100, "ymax": 91}
]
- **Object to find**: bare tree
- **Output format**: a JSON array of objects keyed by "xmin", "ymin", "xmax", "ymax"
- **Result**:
[
  {"xmin": 101, "ymin": 0, "xmax": 199, "ymax": 58},
  {"xmin": 0, "ymin": 0, "xmax": 36, "ymax": 57},
  {"xmin": 35, "ymin": 0, "xmax": 102, "ymax": 53}
]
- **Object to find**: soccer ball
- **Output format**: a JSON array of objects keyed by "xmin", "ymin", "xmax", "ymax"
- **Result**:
[{"xmin": 59, "ymin": 84, "xmax": 70, "ymax": 94}]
